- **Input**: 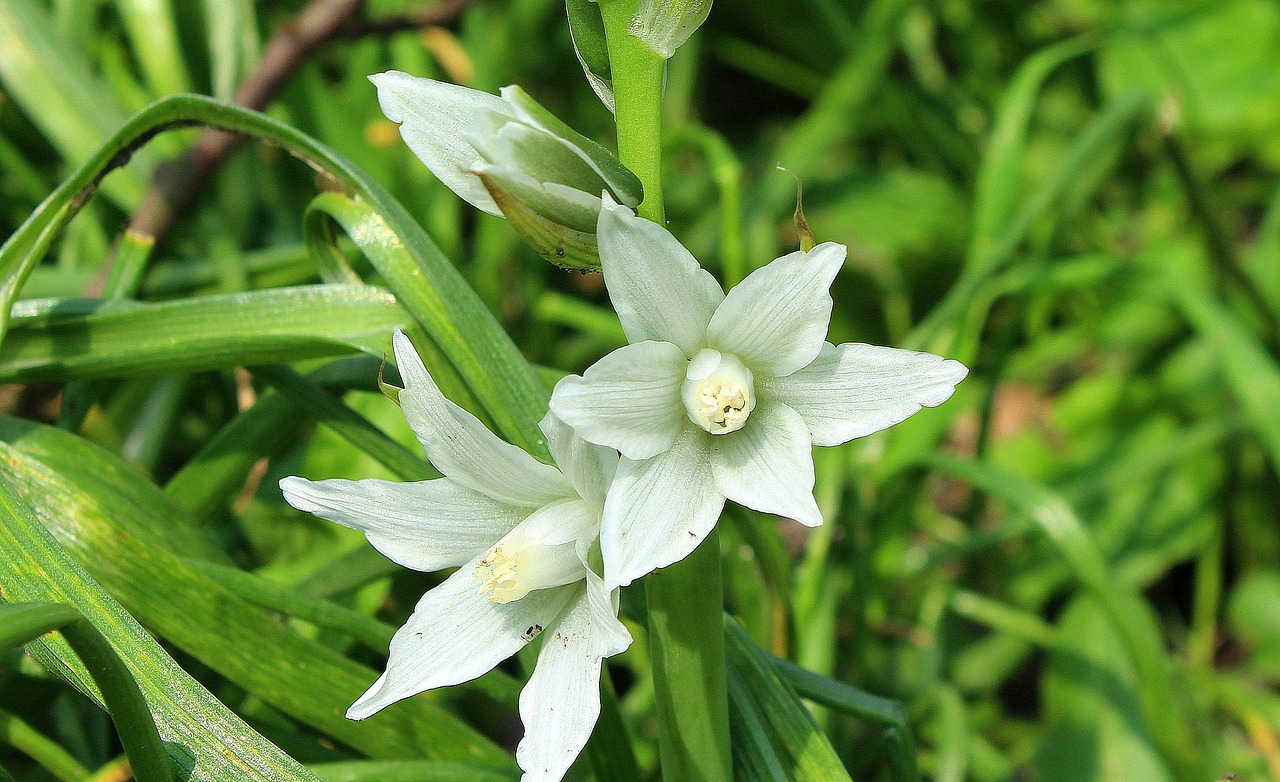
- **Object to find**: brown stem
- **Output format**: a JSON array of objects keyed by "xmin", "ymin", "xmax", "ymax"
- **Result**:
[
  {"xmin": 99, "ymin": 0, "xmax": 476, "ymax": 296},
  {"xmin": 337, "ymin": 0, "xmax": 475, "ymax": 37}
]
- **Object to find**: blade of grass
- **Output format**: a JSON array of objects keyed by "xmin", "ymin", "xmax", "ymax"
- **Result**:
[
  {"xmin": 307, "ymin": 762, "xmax": 518, "ymax": 782},
  {"xmin": 0, "ymin": 416, "xmax": 514, "ymax": 768},
  {"xmin": 111, "ymin": 0, "xmax": 191, "ymax": 96},
  {"xmin": 0, "ymin": 596, "xmax": 198, "ymax": 782},
  {"xmin": 0, "ymin": 285, "xmax": 408, "ymax": 383},
  {"xmin": 724, "ymin": 619, "xmax": 854, "ymax": 782},
  {"xmin": 926, "ymin": 454, "xmax": 1208, "ymax": 780},
  {"xmin": 0, "ymin": 706, "xmax": 89, "ymax": 782},
  {"xmin": 1166, "ymin": 273, "xmax": 1280, "ymax": 479},
  {"xmin": 0, "ymin": 0, "xmax": 147, "ymax": 206},
  {"xmin": 0, "ymin": 94, "xmax": 549, "ymax": 459}
]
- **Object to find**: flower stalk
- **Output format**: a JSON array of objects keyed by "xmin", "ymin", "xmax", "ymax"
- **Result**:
[
  {"xmin": 599, "ymin": 0, "xmax": 667, "ymax": 223},
  {"xmin": 598, "ymin": 5, "xmax": 733, "ymax": 779}
]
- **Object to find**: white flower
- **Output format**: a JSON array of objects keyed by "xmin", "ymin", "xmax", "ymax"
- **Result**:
[
  {"xmin": 549, "ymin": 197, "xmax": 969, "ymax": 589},
  {"xmin": 280, "ymin": 331, "xmax": 630, "ymax": 782},
  {"xmin": 370, "ymin": 71, "xmax": 641, "ymax": 268}
]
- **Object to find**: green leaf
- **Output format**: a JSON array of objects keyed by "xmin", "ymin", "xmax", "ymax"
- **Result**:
[
  {"xmin": 0, "ymin": 416, "xmax": 516, "ymax": 770},
  {"xmin": 724, "ymin": 620, "xmax": 854, "ymax": 782},
  {"xmin": 308, "ymin": 761, "xmax": 518, "ymax": 782},
  {"xmin": 0, "ymin": 470, "xmax": 318, "ymax": 781},
  {"xmin": 0, "ymin": 601, "xmax": 81, "ymax": 649},
  {"xmin": 0, "ymin": 285, "xmax": 408, "ymax": 383},
  {"xmin": 566, "ymin": 0, "xmax": 614, "ymax": 110},
  {"xmin": 1167, "ymin": 276, "xmax": 1280, "ymax": 479},
  {"xmin": 971, "ymin": 36, "xmax": 1095, "ymax": 251},
  {"xmin": 0, "ymin": 0, "xmax": 147, "ymax": 206},
  {"xmin": 1098, "ymin": 0, "xmax": 1280, "ymax": 137},
  {"xmin": 0, "ymin": 94, "xmax": 549, "ymax": 459},
  {"xmin": 1035, "ymin": 598, "xmax": 1173, "ymax": 782},
  {"xmin": 926, "ymin": 455, "xmax": 1207, "ymax": 780}
]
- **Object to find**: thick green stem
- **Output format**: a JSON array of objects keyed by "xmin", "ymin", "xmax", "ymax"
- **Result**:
[
  {"xmin": 600, "ymin": 0, "xmax": 666, "ymax": 222},
  {"xmin": 598, "ymin": 7, "xmax": 731, "ymax": 779},
  {"xmin": 646, "ymin": 534, "xmax": 733, "ymax": 782}
]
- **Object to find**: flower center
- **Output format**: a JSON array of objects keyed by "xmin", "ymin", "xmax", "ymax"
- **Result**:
[
  {"xmin": 472, "ymin": 499, "xmax": 596, "ymax": 604},
  {"xmin": 682, "ymin": 348, "xmax": 755, "ymax": 435}
]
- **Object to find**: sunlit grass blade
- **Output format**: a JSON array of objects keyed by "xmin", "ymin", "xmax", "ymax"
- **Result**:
[
  {"xmin": 0, "ymin": 94, "xmax": 550, "ymax": 459},
  {"xmin": 250, "ymin": 363, "xmax": 434, "ymax": 482},
  {"xmin": 0, "ymin": 482, "xmax": 318, "ymax": 781},
  {"xmin": 770, "ymin": 656, "xmax": 920, "ymax": 782},
  {"xmin": 909, "ymin": 91, "xmax": 1151, "ymax": 355},
  {"xmin": 0, "ymin": 603, "xmax": 176, "ymax": 782},
  {"xmin": 1168, "ymin": 277, "xmax": 1280, "ymax": 477},
  {"xmin": 970, "ymin": 36, "xmax": 1095, "ymax": 250},
  {"xmin": 0, "ymin": 416, "xmax": 515, "ymax": 768},
  {"xmin": 111, "ymin": 0, "xmax": 191, "ymax": 96},
  {"xmin": 0, "ymin": 0, "xmax": 146, "ymax": 206},
  {"xmin": 308, "ymin": 761, "xmax": 519, "ymax": 782},
  {"xmin": 725, "ymin": 619, "xmax": 854, "ymax": 782},
  {"xmin": 0, "ymin": 285, "xmax": 408, "ymax": 383},
  {"xmin": 926, "ymin": 455, "xmax": 1210, "ymax": 780},
  {"xmin": 0, "ymin": 707, "xmax": 88, "ymax": 782}
]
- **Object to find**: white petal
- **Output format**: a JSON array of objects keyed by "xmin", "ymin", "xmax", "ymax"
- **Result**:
[
  {"xmin": 370, "ymin": 71, "xmax": 513, "ymax": 215},
  {"xmin": 597, "ymin": 196, "xmax": 724, "ymax": 356},
  {"xmin": 601, "ymin": 427, "xmax": 725, "ymax": 588},
  {"xmin": 516, "ymin": 578, "xmax": 629, "ymax": 782},
  {"xmin": 549, "ymin": 341, "xmax": 688, "ymax": 461},
  {"xmin": 760, "ymin": 342, "xmax": 968, "ymax": 446},
  {"xmin": 394, "ymin": 331, "xmax": 574, "ymax": 507},
  {"xmin": 539, "ymin": 412, "xmax": 619, "ymax": 509},
  {"xmin": 280, "ymin": 476, "xmax": 522, "ymax": 571},
  {"xmin": 348, "ymin": 565, "xmax": 573, "ymax": 719},
  {"xmin": 709, "ymin": 400, "xmax": 821, "ymax": 526},
  {"xmin": 706, "ymin": 242, "xmax": 846, "ymax": 377}
]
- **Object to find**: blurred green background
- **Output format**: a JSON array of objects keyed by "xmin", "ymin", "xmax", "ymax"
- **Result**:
[{"xmin": 1, "ymin": 0, "xmax": 1279, "ymax": 780}]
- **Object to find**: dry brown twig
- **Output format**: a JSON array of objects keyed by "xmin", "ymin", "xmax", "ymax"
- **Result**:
[{"xmin": 98, "ymin": 0, "xmax": 477, "ymax": 294}]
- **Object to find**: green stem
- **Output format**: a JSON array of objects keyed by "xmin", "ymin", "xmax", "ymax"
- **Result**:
[
  {"xmin": 645, "ymin": 536, "xmax": 733, "ymax": 782},
  {"xmin": 0, "ymin": 708, "xmax": 89, "ymax": 782},
  {"xmin": 599, "ymin": 5, "xmax": 731, "ymax": 780},
  {"xmin": 600, "ymin": 0, "xmax": 666, "ymax": 222}
]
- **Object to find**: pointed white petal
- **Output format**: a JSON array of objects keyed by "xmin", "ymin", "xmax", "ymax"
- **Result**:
[
  {"xmin": 601, "ymin": 427, "xmax": 725, "ymax": 588},
  {"xmin": 370, "ymin": 71, "xmax": 512, "ymax": 215},
  {"xmin": 706, "ymin": 242, "xmax": 846, "ymax": 377},
  {"xmin": 516, "ymin": 578, "xmax": 629, "ymax": 782},
  {"xmin": 549, "ymin": 340, "xmax": 688, "ymax": 461},
  {"xmin": 760, "ymin": 342, "xmax": 968, "ymax": 446},
  {"xmin": 597, "ymin": 197, "xmax": 724, "ymax": 356},
  {"xmin": 539, "ymin": 412, "xmax": 618, "ymax": 508},
  {"xmin": 347, "ymin": 566, "xmax": 573, "ymax": 719},
  {"xmin": 393, "ymin": 331, "xmax": 573, "ymax": 507},
  {"xmin": 280, "ymin": 476, "xmax": 522, "ymax": 571},
  {"xmin": 709, "ymin": 400, "xmax": 821, "ymax": 527}
]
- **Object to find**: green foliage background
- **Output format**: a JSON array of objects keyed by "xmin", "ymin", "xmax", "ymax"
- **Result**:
[{"xmin": 0, "ymin": 0, "xmax": 1278, "ymax": 780}]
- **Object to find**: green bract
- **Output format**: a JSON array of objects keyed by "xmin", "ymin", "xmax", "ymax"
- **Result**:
[
  {"xmin": 627, "ymin": 0, "xmax": 713, "ymax": 59},
  {"xmin": 370, "ymin": 71, "xmax": 642, "ymax": 270}
]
